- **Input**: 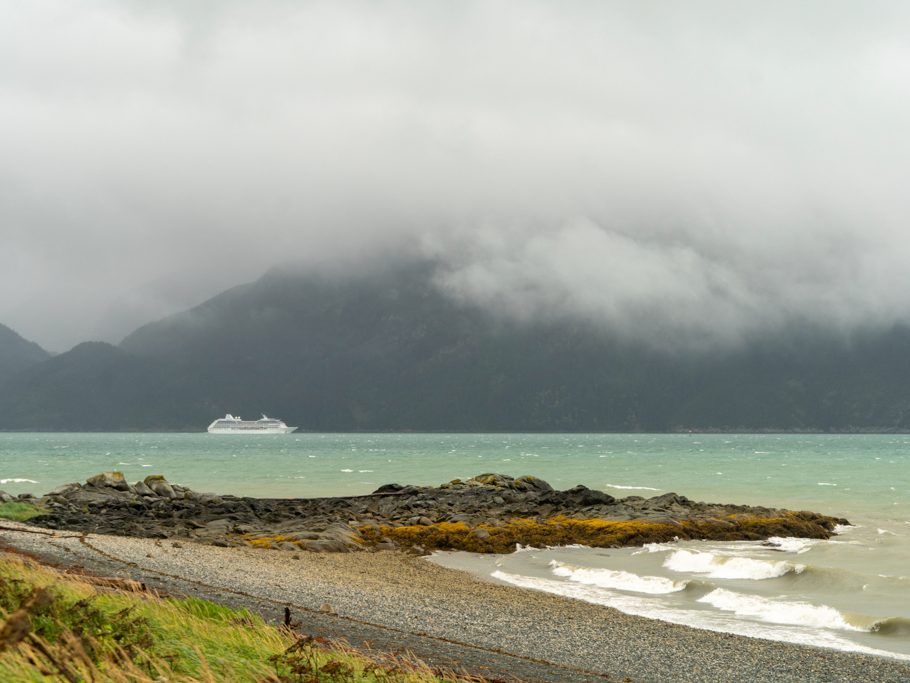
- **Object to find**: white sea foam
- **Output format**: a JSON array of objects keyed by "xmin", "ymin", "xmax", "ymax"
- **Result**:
[
  {"xmin": 339, "ymin": 469, "xmax": 353, "ymax": 473},
  {"xmin": 513, "ymin": 543, "xmax": 540, "ymax": 553},
  {"xmin": 833, "ymin": 524, "xmax": 857, "ymax": 535},
  {"xmin": 0, "ymin": 478, "xmax": 38, "ymax": 484},
  {"xmin": 877, "ymin": 528, "xmax": 897, "ymax": 536},
  {"xmin": 765, "ymin": 537, "xmax": 817, "ymax": 554},
  {"xmin": 604, "ymin": 483, "xmax": 661, "ymax": 491},
  {"xmin": 663, "ymin": 549, "xmax": 803, "ymax": 579},
  {"xmin": 632, "ymin": 541, "xmax": 678, "ymax": 555},
  {"xmin": 550, "ymin": 561, "xmax": 688, "ymax": 594},
  {"xmin": 514, "ymin": 543, "xmax": 590, "ymax": 553},
  {"xmin": 486, "ymin": 570, "xmax": 910, "ymax": 660},
  {"xmin": 817, "ymin": 482, "xmax": 838, "ymax": 486},
  {"xmin": 698, "ymin": 589, "xmax": 864, "ymax": 632}
]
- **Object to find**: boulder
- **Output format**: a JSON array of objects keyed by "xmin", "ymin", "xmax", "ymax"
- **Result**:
[
  {"xmin": 373, "ymin": 483, "xmax": 405, "ymax": 494},
  {"xmin": 514, "ymin": 475, "xmax": 553, "ymax": 492},
  {"xmin": 204, "ymin": 518, "xmax": 232, "ymax": 531},
  {"xmin": 546, "ymin": 485, "xmax": 616, "ymax": 507},
  {"xmin": 467, "ymin": 473, "xmax": 515, "ymax": 489},
  {"xmin": 143, "ymin": 475, "xmax": 176, "ymax": 499},
  {"xmin": 45, "ymin": 483, "xmax": 81, "ymax": 497},
  {"xmin": 319, "ymin": 523, "xmax": 363, "ymax": 550},
  {"xmin": 0, "ymin": 490, "xmax": 15, "ymax": 503},
  {"xmin": 132, "ymin": 480, "xmax": 156, "ymax": 497},
  {"xmin": 645, "ymin": 492, "xmax": 692, "ymax": 508},
  {"xmin": 86, "ymin": 471, "xmax": 129, "ymax": 491}
]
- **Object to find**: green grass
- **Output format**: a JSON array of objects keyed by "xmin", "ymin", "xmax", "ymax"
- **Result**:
[
  {"xmin": 0, "ymin": 501, "xmax": 45, "ymax": 522},
  {"xmin": 0, "ymin": 555, "xmax": 489, "ymax": 682}
]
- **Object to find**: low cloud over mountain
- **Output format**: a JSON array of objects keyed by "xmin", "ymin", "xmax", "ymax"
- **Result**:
[{"xmin": 4, "ymin": 2, "xmax": 910, "ymax": 350}]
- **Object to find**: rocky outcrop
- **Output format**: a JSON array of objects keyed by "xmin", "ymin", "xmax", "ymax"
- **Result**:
[{"xmin": 27, "ymin": 472, "xmax": 848, "ymax": 554}]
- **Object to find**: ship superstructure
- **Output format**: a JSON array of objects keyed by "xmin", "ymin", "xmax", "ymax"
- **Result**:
[{"xmin": 206, "ymin": 414, "xmax": 297, "ymax": 434}]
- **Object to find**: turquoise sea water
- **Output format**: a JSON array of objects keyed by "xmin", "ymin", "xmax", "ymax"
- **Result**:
[{"xmin": 2, "ymin": 432, "xmax": 909, "ymax": 657}]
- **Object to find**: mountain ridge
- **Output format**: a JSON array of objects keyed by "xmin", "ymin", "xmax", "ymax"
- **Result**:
[
  {"xmin": 3, "ymin": 264, "xmax": 910, "ymax": 432},
  {"xmin": 0, "ymin": 323, "xmax": 51, "ymax": 385}
]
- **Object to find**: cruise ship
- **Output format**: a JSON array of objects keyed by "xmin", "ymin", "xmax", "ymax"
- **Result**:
[{"xmin": 206, "ymin": 414, "xmax": 297, "ymax": 434}]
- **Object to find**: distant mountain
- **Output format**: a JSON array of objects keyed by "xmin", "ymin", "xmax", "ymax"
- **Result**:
[
  {"xmin": 0, "ymin": 323, "xmax": 50, "ymax": 384},
  {"xmin": 0, "ymin": 342, "xmax": 193, "ymax": 431},
  {"xmin": 3, "ymin": 263, "xmax": 910, "ymax": 431}
]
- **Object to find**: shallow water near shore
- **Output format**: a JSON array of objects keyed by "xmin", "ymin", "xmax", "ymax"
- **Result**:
[{"xmin": 2, "ymin": 432, "xmax": 909, "ymax": 657}]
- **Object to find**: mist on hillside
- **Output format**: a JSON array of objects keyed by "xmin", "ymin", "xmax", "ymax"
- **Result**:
[{"xmin": 4, "ymin": 1, "xmax": 910, "ymax": 350}]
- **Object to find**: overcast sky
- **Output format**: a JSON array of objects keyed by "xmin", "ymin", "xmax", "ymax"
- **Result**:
[{"xmin": 3, "ymin": 1, "xmax": 910, "ymax": 351}]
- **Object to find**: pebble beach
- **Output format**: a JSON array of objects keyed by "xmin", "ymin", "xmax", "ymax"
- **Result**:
[{"xmin": 3, "ymin": 521, "xmax": 910, "ymax": 683}]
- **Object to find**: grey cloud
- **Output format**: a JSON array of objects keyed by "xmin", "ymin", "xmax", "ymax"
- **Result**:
[{"xmin": 2, "ymin": 1, "xmax": 910, "ymax": 350}]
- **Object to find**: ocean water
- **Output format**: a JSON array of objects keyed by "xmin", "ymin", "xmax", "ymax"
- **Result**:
[{"xmin": 1, "ymin": 432, "xmax": 909, "ymax": 658}]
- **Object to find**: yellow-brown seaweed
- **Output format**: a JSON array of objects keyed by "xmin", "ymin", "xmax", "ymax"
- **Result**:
[{"xmin": 359, "ymin": 512, "xmax": 842, "ymax": 554}]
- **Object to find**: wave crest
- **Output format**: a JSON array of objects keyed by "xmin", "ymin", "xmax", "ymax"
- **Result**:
[
  {"xmin": 663, "ymin": 549, "xmax": 803, "ymax": 580},
  {"xmin": 549, "ymin": 561, "xmax": 688, "ymax": 594},
  {"xmin": 764, "ymin": 537, "xmax": 817, "ymax": 554},
  {"xmin": 698, "ymin": 588, "xmax": 864, "ymax": 632}
]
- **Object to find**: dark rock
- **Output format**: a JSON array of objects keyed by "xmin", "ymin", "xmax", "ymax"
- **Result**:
[
  {"xmin": 544, "ymin": 485, "xmax": 616, "ymax": 507},
  {"xmin": 467, "ymin": 473, "xmax": 515, "ymax": 489},
  {"xmin": 45, "ymin": 483, "xmax": 80, "ymax": 497},
  {"xmin": 645, "ymin": 492, "xmax": 692, "ymax": 508},
  {"xmin": 26, "ymin": 472, "xmax": 845, "ymax": 556},
  {"xmin": 373, "ymin": 483, "xmax": 405, "ymax": 494},
  {"xmin": 86, "ymin": 471, "xmax": 129, "ymax": 491},
  {"xmin": 144, "ymin": 475, "xmax": 176, "ymax": 499},
  {"xmin": 514, "ymin": 475, "xmax": 554, "ymax": 492},
  {"xmin": 132, "ymin": 481, "xmax": 156, "ymax": 497}
]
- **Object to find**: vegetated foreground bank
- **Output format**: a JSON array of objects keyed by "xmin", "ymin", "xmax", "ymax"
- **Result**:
[
  {"xmin": 10, "ymin": 471, "xmax": 846, "ymax": 553},
  {"xmin": 0, "ymin": 552, "xmax": 497, "ymax": 683}
]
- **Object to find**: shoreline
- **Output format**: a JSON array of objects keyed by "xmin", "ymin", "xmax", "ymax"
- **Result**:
[{"xmin": 3, "ymin": 521, "xmax": 910, "ymax": 683}]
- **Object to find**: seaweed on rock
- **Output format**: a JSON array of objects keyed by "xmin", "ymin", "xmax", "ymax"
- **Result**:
[{"xmin": 359, "ymin": 512, "xmax": 843, "ymax": 554}]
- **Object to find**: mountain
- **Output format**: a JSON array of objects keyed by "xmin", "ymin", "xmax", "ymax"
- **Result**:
[
  {"xmin": 0, "ymin": 323, "xmax": 50, "ymax": 384},
  {"xmin": 0, "ymin": 342, "xmax": 169, "ymax": 431},
  {"xmin": 3, "ymin": 263, "xmax": 910, "ymax": 431}
]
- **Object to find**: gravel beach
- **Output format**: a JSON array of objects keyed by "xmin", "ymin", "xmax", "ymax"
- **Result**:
[{"xmin": 2, "ymin": 521, "xmax": 909, "ymax": 683}]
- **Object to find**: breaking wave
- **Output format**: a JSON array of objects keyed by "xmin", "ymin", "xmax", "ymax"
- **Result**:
[
  {"xmin": 486, "ymin": 569, "xmax": 910, "ymax": 660},
  {"xmin": 663, "ymin": 549, "xmax": 804, "ymax": 580},
  {"xmin": 549, "ymin": 561, "xmax": 688, "ymax": 594},
  {"xmin": 763, "ymin": 537, "xmax": 818, "ymax": 554},
  {"xmin": 604, "ymin": 483, "xmax": 661, "ymax": 491},
  {"xmin": 699, "ymin": 588, "xmax": 867, "ymax": 632}
]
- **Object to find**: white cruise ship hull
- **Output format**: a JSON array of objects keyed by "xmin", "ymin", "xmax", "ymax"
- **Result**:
[
  {"xmin": 208, "ymin": 426, "xmax": 297, "ymax": 434},
  {"xmin": 206, "ymin": 414, "xmax": 297, "ymax": 434}
]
